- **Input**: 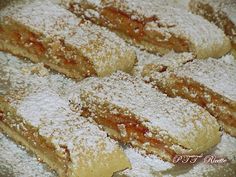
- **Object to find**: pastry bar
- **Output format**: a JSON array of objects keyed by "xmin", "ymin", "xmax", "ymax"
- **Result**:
[
  {"xmin": 144, "ymin": 55, "xmax": 236, "ymax": 136},
  {"xmin": 189, "ymin": 0, "xmax": 236, "ymax": 54},
  {"xmin": 62, "ymin": 0, "xmax": 231, "ymax": 58},
  {"xmin": 0, "ymin": 52, "xmax": 130, "ymax": 177},
  {"xmin": 0, "ymin": 0, "xmax": 136, "ymax": 80},
  {"xmin": 78, "ymin": 72, "xmax": 221, "ymax": 162}
]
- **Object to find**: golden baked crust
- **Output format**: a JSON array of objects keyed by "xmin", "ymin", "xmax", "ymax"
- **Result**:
[
  {"xmin": 78, "ymin": 72, "xmax": 221, "ymax": 162},
  {"xmin": 144, "ymin": 55, "xmax": 236, "ymax": 136},
  {"xmin": 0, "ymin": 0, "xmax": 136, "ymax": 80},
  {"xmin": 0, "ymin": 52, "xmax": 131, "ymax": 177},
  {"xmin": 62, "ymin": 0, "xmax": 231, "ymax": 58},
  {"xmin": 189, "ymin": 0, "xmax": 236, "ymax": 51}
]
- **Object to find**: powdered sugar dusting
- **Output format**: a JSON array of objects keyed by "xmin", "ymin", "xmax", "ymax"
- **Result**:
[
  {"xmin": 0, "ymin": 133, "xmax": 56, "ymax": 177},
  {"xmin": 123, "ymin": 0, "xmax": 228, "ymax": 57},
  {"xmin": 190, "ymin": 0, "xmax": 236, "ymax": 29},
  {"xmin": 190, "ymin": 0, "xmax": 236, "ymax": 45},
  {"xmin": 119, "ymin": 147, "xmax": 173, "ymax": 177},
  {"xmin": 132, "ymin": 46, "xmax": 194, "ymax": 77}
]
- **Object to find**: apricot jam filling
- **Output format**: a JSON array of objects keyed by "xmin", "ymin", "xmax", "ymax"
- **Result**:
[
  {"xmin": 155, "ymin": 76, "xmax": 236, "ymax": 128},
  {"xmin": 99, "ymin": 7, "xmax": 189, "ymax": 53},
  {"xmin": 82, "ymin": 108, "xmax": 176, "ymax": 158},
  {"xmin": 0, "ymin": 22, "xmax": 96, "ymax": 77}
]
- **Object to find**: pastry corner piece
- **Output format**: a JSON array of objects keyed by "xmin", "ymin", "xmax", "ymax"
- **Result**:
[
  {"xmin": 145, "ymin": 55, "xmax": 236, "ymax": 136},
  {"xmin": 0, "ymin": 0, "xmax": 136, "ymax": 80},
  {"xmin": 0, "ymin": 52, "xmax": 130, "ymax": 177},
  {"xmin": 78, "ymin": 72, "xmax": 221, "ymax": 162},
  {"xmin": 62, "ymin": 0, "xmax": 231, "ymax": 58},
  {"xmin": 189, "ymin": 0, "xmax": 236, "ymax": 54}
]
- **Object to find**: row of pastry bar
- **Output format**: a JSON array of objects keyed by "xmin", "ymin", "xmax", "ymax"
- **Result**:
[
  {"xmin": 0, "ymin": 0, "xmax": 235, "ymax": 177},
  {"xmin": 0, "ymin": 0, "xmax": 234, "ymax": 82}
]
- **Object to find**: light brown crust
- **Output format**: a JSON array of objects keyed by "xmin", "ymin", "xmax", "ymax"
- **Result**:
[{"xmin": 63, "ymin": 0, "xmax": 231, "ymax": 58}]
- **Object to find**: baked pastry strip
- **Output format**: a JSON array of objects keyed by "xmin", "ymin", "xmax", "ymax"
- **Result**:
[
  {"xmin": 62, "ymin": 0, "xmax": 231, "ymax": 58},
  {"xmin": 0, "ymin": 52, "xmax": 130, "ymax": 177},
  {"xmin": 0, "ymin": 0, "xmax": 136, "ymax": 80},
  {"xmin": 78, "ymin": 72, "xmax": 221, "ymax": 162},
  {"xmin": 189, "ymin": 0, "xmax": 236, "ymax": 53},
  {"xmin": 144, "ymin": 55, "xmax": 236, "ymax": 136}
]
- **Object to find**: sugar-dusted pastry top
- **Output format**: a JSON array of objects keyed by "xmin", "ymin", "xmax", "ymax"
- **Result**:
[
  {"xmin": 172, "ymin": 55, "xmax": 236, "ymax": 102},
  {"xmin": 0, "ymin": 52, "xmax": 125, "ymax": 171},
  {"xmin": 189, "ymin": 0, "xmax": 236, "ymax": 43},
  {"xmin": 0, "ymin": 0, "xmax": 135, "ymax": 76},
  {"xmin": 132, "ymin": 46, "xmax": 194, "ymax": 77},
  {"xmin": 195, "ymin": 0, "xmax": 236, "ymax": 24},
  {"xmin": 65, "ymin": 0, "xmax": 231, "ymax": 58},
  {"xmin": 0, "ymin": 133, "xmax": 56, "ymax": 177},
  {"xmin": 147, "ymin": 0, "xmax": 191, "ymax": 10},
  {"xmin": 189, "ymin": 0, "xmax": 236, "ymax": 28},
  {"xmin": 80, "ymin": 71, "xmax": 220, "ymax": 154}
]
